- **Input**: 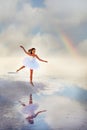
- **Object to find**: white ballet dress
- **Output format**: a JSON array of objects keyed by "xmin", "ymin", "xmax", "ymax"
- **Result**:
[
  {"xmin": 23, "ymin": 56, "xmax": 39, "ymax": 70},
  {"xmin": 22, "ymin": 103, "xmax": 39, "ymax": 116}
]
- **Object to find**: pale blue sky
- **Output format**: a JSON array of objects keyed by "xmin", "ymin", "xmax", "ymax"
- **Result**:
[{"xmin": 30, "ymin": 0, "xmax": 45, "ymax": 8}]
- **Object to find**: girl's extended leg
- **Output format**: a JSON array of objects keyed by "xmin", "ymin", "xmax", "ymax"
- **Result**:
[
  {"xmin": 30, "ymin": 69, "xmax": 34, "ymax": 86},
  {"xmin": 16, "ymin": 66, "xmax": 25, "ymax": 72}
]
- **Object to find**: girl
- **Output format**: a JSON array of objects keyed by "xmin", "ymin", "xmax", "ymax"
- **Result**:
[
  {"xmin": 16, "ymin": 45, "xmax": 48, "ymax": 86},
  {"xmin": 19, "ymin": 94, "xmax": 46, "ymax": 124}
]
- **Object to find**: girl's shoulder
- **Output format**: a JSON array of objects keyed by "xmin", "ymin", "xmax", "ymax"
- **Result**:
[
  {"xmin": 34, "ymin": 54, "xmax": 38, "ymax": 57},
  {"xmin": 31, "ymin": 54, "xmax": 37, "ymax": 57}
]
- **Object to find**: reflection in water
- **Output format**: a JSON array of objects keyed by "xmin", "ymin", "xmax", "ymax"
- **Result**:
[
  {"xmin": 0, "ymin": 79, "xmax": 50, "ymax": 130},
  {"xmin": 57, "ymin": 85, "xmax": 87, "ymax": 103},
  {"xmin": 0, "ymin": 78, "xmax": 87, "ymax": 130},
  {"xmin": 19, "ymin": 94, "xmax": 46, "ymax": 124}
]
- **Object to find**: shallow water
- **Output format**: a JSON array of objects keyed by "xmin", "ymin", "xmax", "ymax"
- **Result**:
[{"xmin": 0, "ymin": 74, "xmax": 87, "ymax": 130}]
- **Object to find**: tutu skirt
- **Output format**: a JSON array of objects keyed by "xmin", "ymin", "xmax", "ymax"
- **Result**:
[
  {"xmin": 22, "ymin": 103, "xmax": 39, "ymax": 115},
  {"xmin": 23, "ymin": 56, "xmax": 39, "ymax": 70}
]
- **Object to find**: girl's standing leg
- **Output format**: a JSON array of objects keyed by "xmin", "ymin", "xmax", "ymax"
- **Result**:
[
  {"xmin": 29, "ymin": 94, "xmax": 33, "ymax": 104},
  {"xmin": 30, "ymin": 69, "xmax": 34, "ymax": 86},
  {"xmin": 26, "ymin": 94, "xmax": 33, "ymax": 122}
]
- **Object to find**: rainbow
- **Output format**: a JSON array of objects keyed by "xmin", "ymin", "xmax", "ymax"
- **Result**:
[{"xmin": 58, "ymin": 30, "xmax": 79, "ymax": 57}]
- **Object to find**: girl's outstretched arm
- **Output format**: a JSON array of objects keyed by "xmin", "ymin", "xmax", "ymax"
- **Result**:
[
  {"xmin": 20, "ymin": 45, "xmax": 30, "ymax": 55},
  {"xmin": 35, "ymin": 55, "xmax": 48, "ymax": 63},
  {"xmin": 34, "ymin": 110, "xmax": 47, "ymax": 118}
]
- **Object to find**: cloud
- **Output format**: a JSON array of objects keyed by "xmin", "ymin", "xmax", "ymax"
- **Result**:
[
  {"xmin": 0, "ymin": 0, "xmax": 18, "ymax": 24},
  {"xmin": 0, "ymin": 24, "xmax": 34, "ymax": 56},
  {"xmin": 30, "ymin": 33, "xmax": 60, "ymax": 56},
  {"xmin": 44, "ymin": 0, "xmax": 87, "ymax": 26},
  {"xmin": 0, "ymin": 0, "xmax": 87, "ymax": 57},
  {"xmin": 0, "ymin": 0, "xmax": 43, "ymax": 32},
  {"xmin": 40, "ymin": 95, "xmax": 87, "ymax": 129},
  {"xmin": 78, "ymin": 39, "xmax": 87, "ymax": 56}
]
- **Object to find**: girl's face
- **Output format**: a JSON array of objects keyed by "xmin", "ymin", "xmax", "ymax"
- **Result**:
[
  {"xmin": 29, "ymin": 119, "xmax": 34, "ymax": 124},
  {"xmin": 32, "ymin": 49, "xmax": 36, "ymax": 54}
]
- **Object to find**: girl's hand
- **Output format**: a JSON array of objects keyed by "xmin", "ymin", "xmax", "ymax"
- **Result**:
[
  {"xmin": 43, "ymin": 110, "xmax": 47, "ymax": 112},
  {"xmin": 20, "ymin": 45, "xmax": 24, "ymax": 48}
]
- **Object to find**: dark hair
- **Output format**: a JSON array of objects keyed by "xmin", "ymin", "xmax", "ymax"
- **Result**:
[
  {"xmin": 29, "ymin": 119, "xmax": 34, "ymax": 124},
  {"xmin": 28, "ymin": 48, "xmax": 36, "ymax": 54}
]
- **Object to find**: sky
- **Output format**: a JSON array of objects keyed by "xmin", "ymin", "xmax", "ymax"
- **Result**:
[
  {"xmin": 0, "ymin": 0, "xmax": 87, "ymax": 78},
  {"xmin": 0, "ymin": 0, "xmax": 87, "ymax": 57}
]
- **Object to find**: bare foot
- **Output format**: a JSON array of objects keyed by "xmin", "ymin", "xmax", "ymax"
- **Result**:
[
  {"xmin": 30, "ymin": 94, "xmax": 32, "ymax": 98},
  {"xmin": 16, "ymin": 70, "xmax": 19, "ymax": 72},
  {"xmin": 30, "ymin": 82, "xmax": 34, "ymax": 86}
]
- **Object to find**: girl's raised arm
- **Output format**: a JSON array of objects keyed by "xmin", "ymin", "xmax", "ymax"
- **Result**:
[
  {"xmin": 35, "ymin": 55, "xmax": 48, "ymax": 63},
  {"xmin": 34, "ymin": 110, "xmax": 47, "ymax": 118},
  {"xmin": 20, "ymin": 45, "xmax": 30, "ymax": 55}
]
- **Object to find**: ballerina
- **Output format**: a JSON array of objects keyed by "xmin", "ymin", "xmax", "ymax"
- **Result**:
[
  {"xmin": 19, "ymin": 94, "xmax": 46, "ymax": 124},
  {"xmin": 16, "ymin": 45, "xmax": 48, "ymax": 86}
]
